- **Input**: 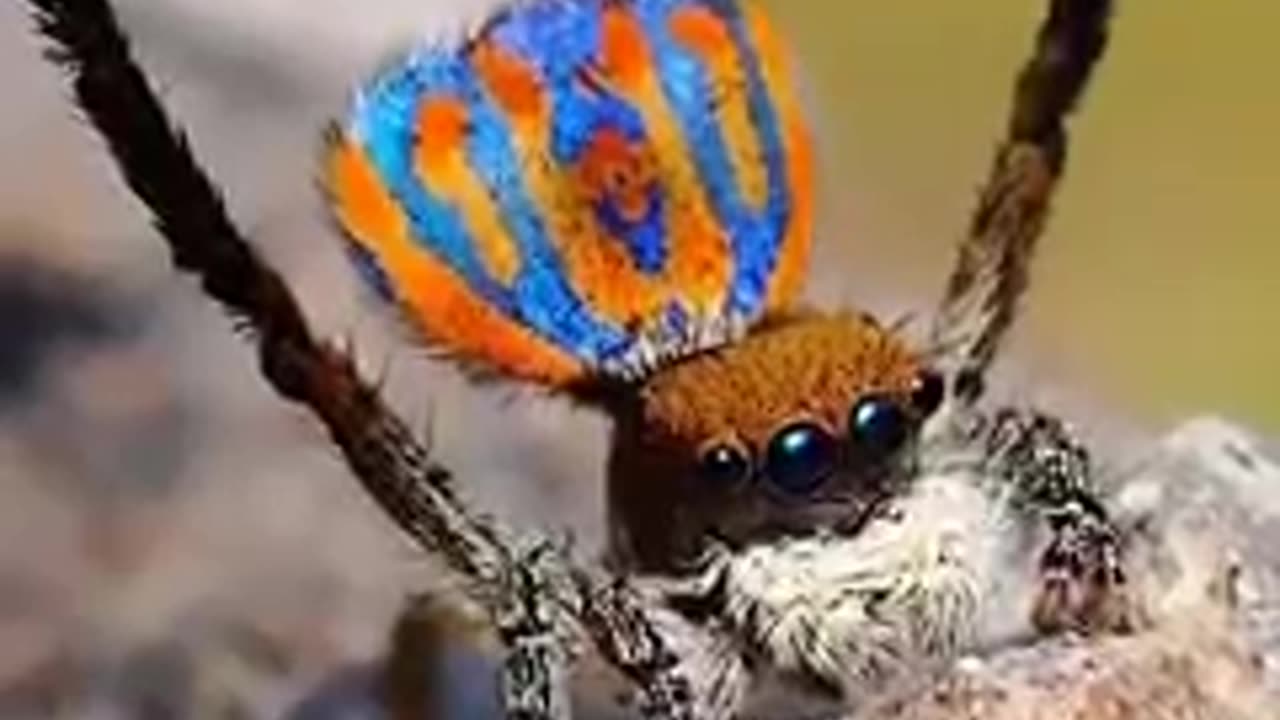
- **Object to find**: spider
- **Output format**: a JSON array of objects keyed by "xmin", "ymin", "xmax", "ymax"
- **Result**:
[
  {"xmin": 27, "ymin": 0, "xmax": 1144, "ymax": 717},
  {"xmin": 321, "ymin": 0, "xmax": 1129, "ymax": 713}
]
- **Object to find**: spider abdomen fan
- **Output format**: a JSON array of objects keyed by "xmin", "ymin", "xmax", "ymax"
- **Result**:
[{"xmin": 325, "ymin": 0, "xmax": 814, "ymax": 387}]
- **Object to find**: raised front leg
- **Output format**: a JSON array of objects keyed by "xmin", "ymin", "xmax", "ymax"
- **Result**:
[{"xmin": 982, "ymin": 408, "xmax": 1134, "ymax": 636}]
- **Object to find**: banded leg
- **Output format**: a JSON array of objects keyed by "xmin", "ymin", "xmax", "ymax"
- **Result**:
[{"xmin": 982, "ymin": 408, "xmax": 1133, "ymax": 635}]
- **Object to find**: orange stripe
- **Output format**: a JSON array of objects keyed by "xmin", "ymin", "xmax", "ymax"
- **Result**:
[
  {"xmin": 413, "ymin": 97, "xmax": 523, "ymax": 286},
  {"xmin": 471, "ymin": 38, "xmax": 668, "ymax": 329},
  {"xmin": 744, "ymin": 2, "xmax": 814, "ymax": 310},
  {"xmin": 325, "ymin": 134, "xmax": 583, "ymax": 385},
  {"xmin": 669, "ymin": 5, "xmax": 770, "ymax": 211},
  {"xmin": 599, "ymin": 4, "xmax": 732, "ymax": 316}
]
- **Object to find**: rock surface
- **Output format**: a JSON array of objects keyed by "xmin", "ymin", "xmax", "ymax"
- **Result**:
[{"xmin": 864, "ymin": 418, "xmax": 1280, "ymax": 720}]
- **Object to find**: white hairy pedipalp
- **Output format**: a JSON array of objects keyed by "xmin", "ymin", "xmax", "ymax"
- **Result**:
[{"xmin": 640, "ymin": 464, "xmax": 1041, "ymax": 717}]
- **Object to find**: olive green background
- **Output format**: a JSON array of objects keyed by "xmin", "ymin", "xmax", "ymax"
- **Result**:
[{"xmin": 760, "ymin": 0, "xmax": 1279, "ymax": 433}]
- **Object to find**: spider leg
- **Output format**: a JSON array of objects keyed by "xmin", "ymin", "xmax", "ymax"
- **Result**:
[{"xmin": 982, "ymin": 408, "xmax": 1134, "ymax": 636}]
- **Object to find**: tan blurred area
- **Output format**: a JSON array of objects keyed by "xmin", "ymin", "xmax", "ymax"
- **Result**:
[
  {"xmin": 0, "ymin": 0, "xmax": 1275, "ymax": 716},
  {"xmin": 764, "ymin": 0, "xmax": 1280, "ymax": 432}
]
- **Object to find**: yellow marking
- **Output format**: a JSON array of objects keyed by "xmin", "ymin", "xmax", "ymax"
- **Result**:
[
  {"xmin": 324, "ymin": 136, "xmax": 583, "ymax": 384},
  {"xmin": 744, "ymin": 2, "xmax": 814, "ymax": 310},
  {"xmin": 598, "ymin": 4, "xmax": 732, "ymax": 316},
  {"xmin": 414, "ymin": 96, "xmax": 522, "ymax": 286},
  {"xmin": 670, "ymin": 5, "xmax": 770, "ymax": 212}
]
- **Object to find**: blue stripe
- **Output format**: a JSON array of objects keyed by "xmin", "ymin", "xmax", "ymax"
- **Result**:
[
  {"xmin": 351, "ymin": 47, "xmax": 631, "ymax": 363},
  {"xmin": 353, "ymin": 57, "xmax": 497, "ymax": 307},
  {"xmin": 344, "ymin": 240, "xmax": 397, "ymax": 303},
  {"xmin": 596, "ymin": 191, "xmax": 668, "ymax": 273},
  {"xmin": 634, "ymin": 0, "xmax": 741, "ymax": 227},
  {"xmin": 707, "ymin": 0, "xmax": 793, "ymax": 314}
]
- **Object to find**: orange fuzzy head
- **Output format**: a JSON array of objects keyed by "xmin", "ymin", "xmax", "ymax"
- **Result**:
[{"xmin": 599, "ymin": 310, "xmax": 941, "ymax": 572}]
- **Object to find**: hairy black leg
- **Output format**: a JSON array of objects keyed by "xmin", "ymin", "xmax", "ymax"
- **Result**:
[{"xmin": 982, "ymin": 408, "xmax": 1133, "ymax": 635}]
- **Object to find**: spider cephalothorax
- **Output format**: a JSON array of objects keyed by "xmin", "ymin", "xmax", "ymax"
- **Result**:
[{"xmin": 605, "ymin": 310, "xmax": 942, "ymax": 573}]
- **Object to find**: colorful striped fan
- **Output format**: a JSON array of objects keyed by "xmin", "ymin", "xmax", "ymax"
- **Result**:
[{"xmin": 325, "ymin": 0, "xmax": 813, "ymax": 386}]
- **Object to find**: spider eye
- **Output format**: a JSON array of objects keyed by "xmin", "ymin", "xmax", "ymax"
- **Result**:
[
  {"xmin": 910, "ymin": 370, "xmax": 945, "ymax": 417},
  {"xmin": 848, "ymin": 395, "xmax": 911, "ymax": 462},
  {"xmin": 764, "ymin": 422, "xmax": 837, "ymax": 495},
  {"xmin": 698, "ymin": 443, "xmax": 750, "ymax": 486}
]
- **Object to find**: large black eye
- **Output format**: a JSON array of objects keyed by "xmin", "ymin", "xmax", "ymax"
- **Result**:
[
  {"xmin": 765, "ymin": 422, "xmax": 836, "ymax": 495},
  {"xmin": 910, "ymin": 370, "xmax": 945, "ymax": 417},
  {"xmin": 848, "ymin": 395, "xmax": 911, "ymax": 462},
  {"xmin": 698, "ymin": 442, "xmax": 750, "ymax": 486}
]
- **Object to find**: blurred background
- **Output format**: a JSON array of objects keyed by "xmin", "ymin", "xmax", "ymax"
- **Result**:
[{"xmin": 0, "ymin": 0, "xmax": 1276, "ymax": 716}]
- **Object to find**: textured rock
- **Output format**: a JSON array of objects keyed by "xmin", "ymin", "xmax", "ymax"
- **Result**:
[{"xmin": 863, "ymin": 417, "xmax": 1280, "ymax": 720}]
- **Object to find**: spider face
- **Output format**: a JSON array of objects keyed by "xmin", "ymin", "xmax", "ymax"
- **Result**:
[{"xmin": 604, "ymin": 310, "xmax": 941, "ymax": 572}]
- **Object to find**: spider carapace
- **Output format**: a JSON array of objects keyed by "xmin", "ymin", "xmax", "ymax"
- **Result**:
[{"xmin": 323, "ymin": 0, "xmax": 1119, "ymax": 710}]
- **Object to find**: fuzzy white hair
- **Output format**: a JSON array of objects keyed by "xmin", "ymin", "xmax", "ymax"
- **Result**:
[{"xmin": 639, "ymin": 461, "xmax": 1040, "ymax": 719}]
